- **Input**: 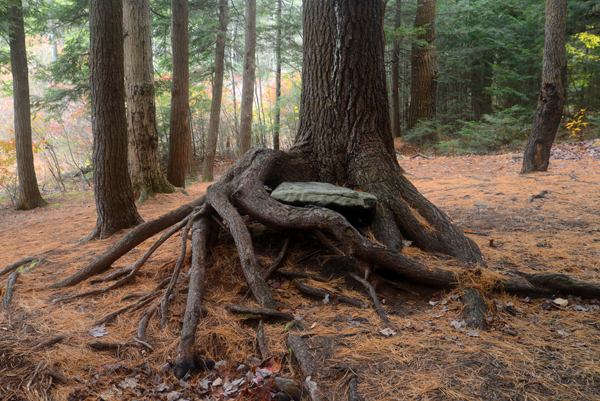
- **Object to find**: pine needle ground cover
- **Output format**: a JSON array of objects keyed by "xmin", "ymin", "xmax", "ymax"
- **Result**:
[{"xmin": 1, "ymin": 145, "xmax": 599, "ymax": 401}]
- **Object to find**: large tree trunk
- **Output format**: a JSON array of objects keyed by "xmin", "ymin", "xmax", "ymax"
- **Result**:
[
  {"xmin": 9, "ymin": 0, "xmax": 47, "ymax": 210},
  {"xmin": 295, "ymin": 0, "xmax": 480, "ymax": 262},
  {"xmin": 167, "ymin": 0, "xmax": 193, "ymax": 187},
  {"xmin": 201, "ymin": 0, "xmax": 228, "ymax": 182},
  {"xmin": 407, "ymin": 0, "xmax": 437, "ymax": 130},
  {"xmin": 124, "ymin": 0, "xmax": 174, "ymax": 201},
  {"xmin": 88, "ymin": 0, "xmax": 142, "ymax": 239},
  {"xmin": 391, "ymin": 0, "xmax": 402, "ymax": 139},
  {"xmin": 521, "ymin": 0, "xmax": 567, "ymax": 174},
  {"xmin": 238, "ymin": 0, "xmax": 256, "ymax": 156}
]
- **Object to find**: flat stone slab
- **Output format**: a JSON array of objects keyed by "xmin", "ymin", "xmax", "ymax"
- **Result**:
[{"xmin": 271, "ymin": 182, "xmax": 377, "ymax": 211}]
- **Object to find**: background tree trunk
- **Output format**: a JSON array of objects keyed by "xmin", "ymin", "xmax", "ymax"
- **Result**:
[
  {"xmin": 202, "ymin": 0, "xmax": 228, "ymax": 182},
  {"xmin": 124, "ymin": 0, "xmax": 174, "ymax": 201},
  {"xmin": 238, "ymin": 0, "xmax": 256, "ymax": 156},
  {"xmin": 89, "ymin": 0, "xmax": 142, "ymax": 239},
  {"xmin": 167, "ymin": 0, "xmax": 192, "ymax": 187},
  {"xmin": 521, "ymin": 0, "xmax": 567, "ymax": 174},
  {"xmin": 407, "ymin": 0, "xmax": 437, "ymax": 130},
  {"xmin": 391, "ymin": 0, "xmax": 402, "ymax": 139},
  {"xmin": 273, "ymin": 0, "xmax": 282, "ymax": 150},
  {"xmin": 9, "ymin": 0, "xmax": 47, "ymax": 210}
]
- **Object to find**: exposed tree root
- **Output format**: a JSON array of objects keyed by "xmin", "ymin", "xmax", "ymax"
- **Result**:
[
  {"xmin": 31, "ymin": 335, "xmax": 74, "ymax": 351},
  {"xmin": 0, "ymin": 256, "xmax": 44, "ymax": 278},
  {"xmin": 279, "ymin": 270, "xmax": 328, "ymax": 282},
  {"xmin": 461, "ymin": 288, "xmax": 489, "ymax": 330},
  {"xmin": 26, "ymin": 147, "xmax": 597, "ymax": 385},
  {"xmin": 173, "ymin": 217, "xmax": 212, "ymax": 379},
  {"xmin": 225, "ymin": 305, "xmax": 295, "ymax": 321},
  {"xmin": 3, "ymin": 271, "xmax": 19, "ymax": 308}
]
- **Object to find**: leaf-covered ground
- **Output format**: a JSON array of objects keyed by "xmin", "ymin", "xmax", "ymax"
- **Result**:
[{"xmin": 1, "ymin": 145, "xmax": 599, "ymax": 401}]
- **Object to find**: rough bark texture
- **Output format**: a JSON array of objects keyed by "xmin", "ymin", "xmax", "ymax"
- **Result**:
[
  {"xmin": 124, "ymin": 0, "xmax": 174, "ymax": 201},
  {"xmin": 273, "ymin": 0, "xmax": 282, "ymax": 150},
  {"xmin": 521, "ymin": 0, "xmax": 567, "ymax": 174},
  {"xmin": 295, "ymin": 0, "xmax": 480, "ymax": 263},
  {"xmin": 89, "ymin": 0, "xmax": 142, "ymax": 239},
  {"xmin": 391, "ymin": 0, "xmax": 402, "ymax": 138},
  {"xmin": 167, "ymin": 0, "xmax": 192, "ymax": 187},
  {"xmin": 9, "ymin": 0, "xmax": 47, "ymax": 210},
  {"xmin": 238, "ymin": 0, "xmax": 256, "ymax": 156},
  {"xmin": 202, "ymin": 0, "xmax": 228, "ymax": 182},
  {"xmin": 407, "ymin": 0, "xmax": 437, "ymax": 130}
]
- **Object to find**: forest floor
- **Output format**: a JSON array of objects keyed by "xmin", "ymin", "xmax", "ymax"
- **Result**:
[{"xmin": 1, "ymin": 143, "xmax": 600, "ymax": 401}]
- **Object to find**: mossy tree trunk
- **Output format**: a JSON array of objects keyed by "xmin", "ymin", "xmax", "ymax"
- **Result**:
[{"xmin": 124, "ymin": 0, "xmax": 174, "ymax": 201}]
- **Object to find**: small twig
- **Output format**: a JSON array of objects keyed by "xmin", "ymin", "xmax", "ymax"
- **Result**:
[
  {"xmin": 312, "ymin": 230, "xmax": 344, "ymax": 256},
  {"xmin": 225, "ymin": 304, "xmax": 295, "ymax": 321},
  {"xmin": 88, "ymin": 341, "xmax": 141, "ymax": 351},
  {"xmin": 94, "ymin": 291, "xmax": 161, "ymax": 326},
  {"xmin": 337, "ymin": 330, "xmax": 371, "ymax": 338},
  {"xmin": 26, "ymin": 360, "xmax": 44, "ymax": 392},
  {"xmin": 132, "ymin": 337, "xmax": 154, "ymax": 351},
  {"xmin": 278, "ymin": 269, "xmax": 328, "ymax": 282},
  {"xmin": 379, "ymin": 277, "xmax": 420, "ymax": 297},
  {"xmin": 32, "ymin": 335, "xmax": 73, "ymax": 351},
  {"xmin": 44, "ymin": 369, "xmax": 72, "ymax": 385},
  {"xmin": 242, "ymin": 237, "xmax": 291, "ymax": 301},
  {"xmin": 348, "ymin": 273, "xmax": 390, "ymax": 324},
  {"xmin": 293, "ymin": 279, "xmax": 367, "ymax": 308},
  {"xmin": 463, "ymin": 230, "xmax": 489, "ymax": 237},
  {"xmin": 257, "ymin": 320, "xmax": 268, "ymax": 359}
]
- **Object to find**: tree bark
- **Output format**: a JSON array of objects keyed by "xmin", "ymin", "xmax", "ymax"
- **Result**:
[
  {"xmin": 202, "ymin": 0, "xmax": 228, "ymax": 182},
  {"xmin": 238, "ymin": 0, "xmax": 256, "ymax": 156},
  {"xmin": 167, "ymin": 0, "xmax": 193, "ymax": 187},
  {"xmin": 407, "ymin": 0, "xmax": 437, "ymax": 130},
  {"xmin": 88, "ymin": 0, "xmax": 142, "ymax": 239},
  {"xmin": 521, "ymin": 0, "xmax": 567, "ymax": 174},
  {"xmin": 124, "ymin": 0, "xmax": 174, "ymax": 201},
  {"xmin": 273, "ymin": 0, "xmax": 282, "ymax": 150},
  {"xmin": 295, "ymin": 0, "xmax": 480, "ymax": 262},
  {"xmin": 9, "ymin": 0, "xmax": 47, "ymax": 210},
  {"xmin": 391, "ymin": 0, "xmax": 402, "ymax": 138}
]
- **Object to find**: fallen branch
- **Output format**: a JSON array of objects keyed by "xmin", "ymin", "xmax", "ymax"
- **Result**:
[
  {"xmin": 94, "ymin": 291, "xmax": 161, "ymax": 326},
  {"xmin": 292, "ymin": 279, "xmax": 366, "ymax": 308},
  {"xmin": 225, "ymin": 305, "xmax": 294, "ymax": 321},
  {"xmin": 32, "ymin": 335, "xmax": 73, "ymax": 351},
  {"xmin": 348, "ymin": 273, "xmax": 389, "ymax": 325},
  {"xmin": 461, "ymin": 288, "xmax": 488, "ymax": 330},
  {"xmin": 242, "ymin": 237, "xmax": 291, "ymax": 301}
]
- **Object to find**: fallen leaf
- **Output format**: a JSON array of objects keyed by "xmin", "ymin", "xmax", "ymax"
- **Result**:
[
  {"xmin": 450, "ymin": 320, "xmax": 466, "ymax": 330},
  {"xmin": 557, "ymin": 329, "xmax": 570, "ymax": 336},
  {"xmin": 212, "ymin": 377, "xmax": 223, "ymax": 387},
  {"xmin": 554, "ymin": 298, "xmax": 568, "ymax": 307},
  {"xmin": 89, "ymin": 326, "xmax": 109, "ymax": 338},
  {"xmin": 466, "ymin": 330, "xmax": 480, "ymax": 337},
  {"xmin": 380, "ymin": 328, "xmax": 396, "ymax": 336}
]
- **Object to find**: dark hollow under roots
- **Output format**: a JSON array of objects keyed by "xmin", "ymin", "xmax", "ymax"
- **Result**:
[{"xmin": 29, "ymin": 148, "xmax": 600, "ymax": 379}]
